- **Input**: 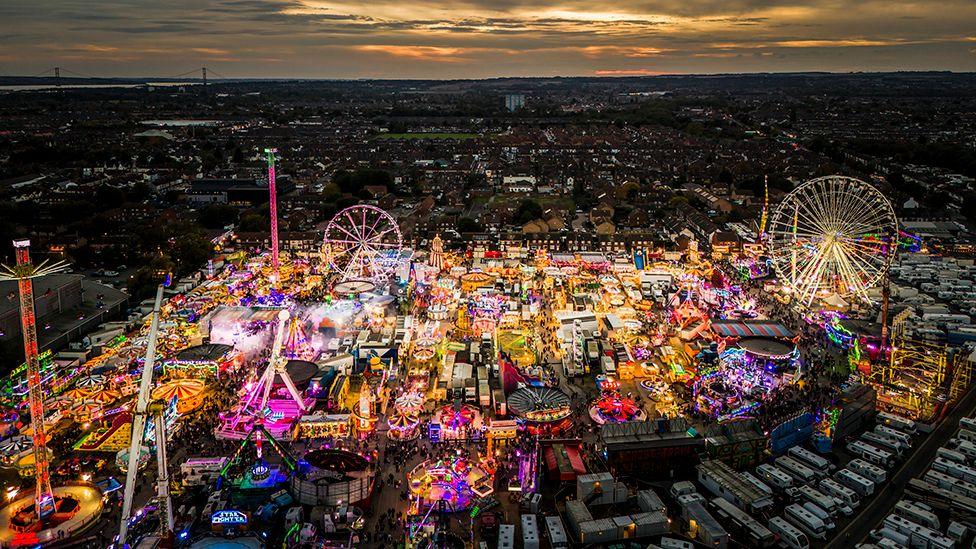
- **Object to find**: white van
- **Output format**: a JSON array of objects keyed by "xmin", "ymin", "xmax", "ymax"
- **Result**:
[
  {"xmin": 769, "ymin": 516, "xmax": 810, "ymax": 549},
  {"xmin": 951, "ymin": 438, "xmax": 976, "ymax": 461},
  {"xmin": 802, "ymin": 502, "xmax": 835, "ymax": 530},
  {"xmin": 835, "ymin": 469, "xmax": 875, "ymax": 497},
  {"xmin": 784, "ymin": 504, "xmax": 828, "ymax": 540},
  {"xmin": 847, "ymin": 458, "xmax": 888, "ymax": 484},
  {"xmin": 819, "ymin": 478, "xmax": 860, "ymax": 509},
  {"xmin": 756, "ymin": 464, "xmax": 794, "ymax": 490}
]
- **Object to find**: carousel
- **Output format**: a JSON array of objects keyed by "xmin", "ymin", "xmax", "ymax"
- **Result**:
[
  {"xmin": 387, "ymin": 392, "xmax": 423, "ymax": 441},
  {"xmin": 151, "ymin": 378, "xmax": 208, "ymax": 414}
]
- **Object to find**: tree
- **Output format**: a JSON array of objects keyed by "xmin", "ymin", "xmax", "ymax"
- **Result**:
[
  {"xmin": 456, "ymin": 217, "xmax": 482, "ymax": 233},
  {"xmin": 239, "ymin": 213, "xmax": 268, "ymax": 232},
  {"xmin": 333, "ymin": 168, "xmax": 393, "ymax": 195},
  {"xmin": 198, "ymin": 205, "xmax": 239, "ymax": 230},
  {"xmin": 514, "ymin": 199, "xmax": 544, "ymax": 224}
]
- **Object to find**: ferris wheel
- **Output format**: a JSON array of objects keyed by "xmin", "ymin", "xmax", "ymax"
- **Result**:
[
  {"xmin": 324, "ymin": 205, "xmax": 403, "ymax": 282},
  {"xmin": 766, "ymin": 175, "xmax": 897, "ymax": 306}
]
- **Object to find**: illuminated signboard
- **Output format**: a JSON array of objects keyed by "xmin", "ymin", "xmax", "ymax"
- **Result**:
[{"xmin": 211, "ymin": 510, "xmax": 248, "ymax": 525}]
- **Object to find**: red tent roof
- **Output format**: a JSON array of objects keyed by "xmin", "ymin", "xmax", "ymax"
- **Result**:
[{"xmin": 544, "ymin": 443, "xmax": 586, "ymax": 481}]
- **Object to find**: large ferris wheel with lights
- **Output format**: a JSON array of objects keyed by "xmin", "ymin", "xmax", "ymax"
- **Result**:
[
  {"xmin": 766, "ymin": 175, "xmax": 897, "ymax": 306},
  {"xmin": 323, "ymin": 205, "xmax": 403, "ymax": 284}
]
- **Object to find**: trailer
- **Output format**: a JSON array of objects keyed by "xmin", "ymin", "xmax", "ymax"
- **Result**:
[{"xmin": 788, "ymin": 446, "xmax": 833, "ymax": 474}]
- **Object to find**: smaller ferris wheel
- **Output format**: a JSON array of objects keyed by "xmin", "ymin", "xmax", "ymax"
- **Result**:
[{"xmin": 324, "ymin": 205, "xmax": 403, "ymax": 282}]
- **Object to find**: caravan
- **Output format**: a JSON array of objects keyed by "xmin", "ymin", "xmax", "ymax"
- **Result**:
[
  {"xmin": 544, "ymin": 516, "xmax": 569, "ymax": 549},
  {"xmin": 932, "ymin": 456, "xmax": 976, "ymax": 484},
  {"xmin": 937, "ymin": 447, "xmax": 969, "ymax": 465},
  {"xmin": 818, "ymin": 478, "xmax": 860, "ymax": 510},
  {"xmin": 709, "ymin": 497, "xmax": 776, "ymax": 547},
  {"xmin": 797, "ymin": 485, "xmax": 840, "ymax": 517},
  {"xmin": 801, "ymin": 502, "xmax": 835, "ymax": 530},
  {"xmin": 875, "ymin": 425, "xmax": 913, "ymax": 446},
  {"xmin": 784, "ymin": 504, "xmax": 828, "ymax": 540},
  {"xmin": 861, "ymin": 432, "xmax": 906, "ymax": 457},
  {"xmin": 893, "ymin": 500, "xmax": 940, "ymax": 530},
  {"xmin": 877, "ymin": 412, "xmax": 917, "ymax": 435},
  {"xmin": 883, "ymin": 514, "xmax": 954, "ymax": 549},
  {"xmin": 957, "ymin": 428, "xmax": 976, "ymax": 444},
  {"xmin": 850, "ymin": 439, "xmax": 897, "ymax": 466},
  {"xmin": 756, "ymin": 464, "xmax": 794, "ymax": 490},
  {"xmin": 951, "ymin": 438, "xmax": 976, "ymax": 462},
  {"xmin": 788, "ymin": 447, "xmax": 833, "ymax": 474},
  {"xmin": 740, "ymin": 471, "xmax": 774, "ymax": 497},
  {"xmin": 835, "ymin": 469, "xmax": 876, "ymax": 497},
  {"xmin": 775, "ymin": 456, "xmax": 822, "ymax": 483},
  {"xmin": 847, "ymin": 459, "xmax": 888, "ymax": 484},
  {"xmin": 769, "ymin": 516, "xmax": 810, "ymax": 549},
  {"xmin": 959, "ymin": 417, "xmax": 976, "ymax": 434}
]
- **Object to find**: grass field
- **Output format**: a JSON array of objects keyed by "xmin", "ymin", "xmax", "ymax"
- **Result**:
[{"xmin": 376, "ymin": 132, "xmax": 479, "ymax": 140}]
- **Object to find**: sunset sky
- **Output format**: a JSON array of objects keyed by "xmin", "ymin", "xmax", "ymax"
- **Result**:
[{"xmin": 2, "ymin": 0, "xmax": 975, "ymax": 79}]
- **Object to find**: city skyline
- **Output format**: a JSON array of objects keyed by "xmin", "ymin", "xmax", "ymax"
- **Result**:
[{"xmin": 1, "ymin": 0, "xmax": 975, "ymax": 79}]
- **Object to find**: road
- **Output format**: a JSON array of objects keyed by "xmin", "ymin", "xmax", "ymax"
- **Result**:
[{"xmin": 826, "ymin": 387, "xmax": 976, "ymax": 548}]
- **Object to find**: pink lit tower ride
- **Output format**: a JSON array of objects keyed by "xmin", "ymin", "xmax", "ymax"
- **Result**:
[
  {"xmin": 265, "ymin": 147, "xmax": 280, "ymax": 283},
  {"xmin": 0, "ymin": 240, "xmax": 68, "ymax": 520}
]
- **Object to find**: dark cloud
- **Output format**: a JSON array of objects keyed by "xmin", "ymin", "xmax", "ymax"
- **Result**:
[{"xmin": 0, "ymin": 0, "xmax": 973, "ymax": 77}]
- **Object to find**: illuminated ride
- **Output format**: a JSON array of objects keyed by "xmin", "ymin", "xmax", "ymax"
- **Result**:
[
  {"xmin": 324, "ymin": 205, "xmax": 403, "ymax": 283},
  {"xmin": 506, "ymin": 387, "xmax": 572, "ymax": 435},
  {"xmin": 430, "ymin": 403, "xmax": 483, "ymax": 441},
  {"xmin": 766, "ymin": 175, "xmax": 897, "ymax": 306},
  {"xmin": 217, "ymin": 310, "xmax": 311, "ymax": 440},
  {"xmin": 588, "ymin": 382, "xmax": 647, "ymax": 425},
  {"xmin": 407, "ymin": 454, "xmax": 494, "ymax": 512},
  {"xmin": 388, "ymin": 392, "xmax": 423, "ymax": 441},
  {"xmin": 0, "ymin": 241, "xmax": 105, "ymax": 545}
]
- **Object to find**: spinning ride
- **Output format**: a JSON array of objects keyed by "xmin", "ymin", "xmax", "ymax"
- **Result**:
[
  {"xmin": 507, "ymin": 387, "xmax": 572, "ymax": 434},
  {"xmin": 324, "ymin": 205, "xmax": 403, "ymax": 282},
  {"xmin": 589, "ymin": 390, "xmax": 646, "ymax": 425},
  {"xmin": 767, "ymin": 176, "xmax": 897, "ymax": 306},
  {"xmin": 407, "ymin": 454, "xmax": 494, "ymax": 513}
]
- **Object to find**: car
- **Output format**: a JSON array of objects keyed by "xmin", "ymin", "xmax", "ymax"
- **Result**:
[{"xmin": 103, "ymin": 270, "xmax": 120, "ymax": 277}]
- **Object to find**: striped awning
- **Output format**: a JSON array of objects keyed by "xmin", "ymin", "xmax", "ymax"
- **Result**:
[{"xmin": 711, "ymin": 320, "xmax": 793, "ymax": 339}]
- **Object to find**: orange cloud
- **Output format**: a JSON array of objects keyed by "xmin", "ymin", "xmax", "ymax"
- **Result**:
[
  {"xmin": 579, "ymin": 46, "xmax": 670, "ymax": 58},
  {"xmin": 594, "ymin": 69, "xmax": 664, "ymax": 76},
  {"xmin": 74, "ymin": 44, "xmax": 120, "ymax": 53},
  {"xmin": 351, "ymin": 45, "xmax": 469, "ymax": 62},
  {"xmin": 192, "ymin": 48, "xmax": 231, "ymax": 56},
  {"xmin": 775, "ymin": 39, "xmax": 904, "ymax": 48}
]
